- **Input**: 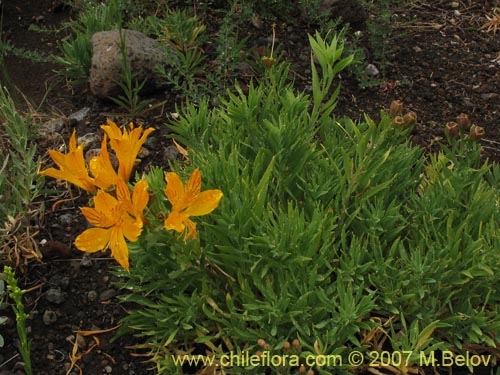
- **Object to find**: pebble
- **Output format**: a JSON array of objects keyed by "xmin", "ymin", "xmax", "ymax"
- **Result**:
[
  {"xmin": 45, "ymin": 288, "xmax": 66, "ymax": 304},
  {"xmin": 37, "ymin": 118, "xmax": 65, "ymax": 140},
  {"xmin": 68, "ymin": 107, "xmax": 91, "ymax": 124},
  {"xmin": 77, "ymin": 132, "xmax": 100, "ymax": 150},
  {"xmin": 85, "ymin": 148, "xmax": 119, "ymax": 168},
  {"xmin": 80, "ymin": 253, "xmax": 93, "ymax": 267},
  {"xmin": 58, "ymin": 213, "xmax": 73, "ymax": 227},
  {"xmin": 43, "ymin": 309, "xmax": 58, "ymax": 325},
  {"xmin": 163, "ymin": 145, "xmax": 180, "ymax": 162},
  {"xmin": 364, "ymin": 63, "xmax": 380, "ymax": 77},
  {"xmin": 481, "ymin": 93, "xmax": 498, "ymax": 100},
  {"xmin": 87, "ymin": 290, "xmax": 98, "ymax": 302},
  {"xmin": 99, "ymin": 289, "xmax": 117, "ymax": 301},
  {"xmin": 104, "ymin": 365, "xmax": 113, "ymax": 373}
]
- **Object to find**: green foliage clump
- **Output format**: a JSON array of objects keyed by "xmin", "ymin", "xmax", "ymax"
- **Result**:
[
  {"xmin": 116, "ymin": 33, "xmax": 499, "ymax": 375},
  {"xmin": 0, "ymin": 86, "xmax": 43, "ymax": 264},
  {"xmin": 53, "ymin": 0, "xmax": 124, "ymax": 84}
]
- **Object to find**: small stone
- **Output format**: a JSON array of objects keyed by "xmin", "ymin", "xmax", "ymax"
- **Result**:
[
  {"xmin": 450, "ymin": 1, "xmax": 459, "ymax": 9},
  {"xmin": 99, "ymin": 289, "xmax": 117, "ymax": 301},
  {"xmin": 104, "ymin": 365, "xmax": 112, "ymax": 373},
  {"xmin": 481, "ymin": 93, "xmax": 498, "ymax": 100},
  {"xmin": 68, "ymin": 107, "xmax": 91, "ymax": 124},
  {"xmin": 413, "ymin": 46, "xmax": 422, "ymax": 53},
  {"xmin": 76, "ymin": 333, "xmax": 86, "ymax": 349},
  {"xmin": 45, "ymin": 288, "xmax": 65, "ymax": 304},
  {"xmin": 80, "ymin": 253, "xmax": 93, "ymax": 267},
  {"xmin": 138, "ymin": 146, "xmax": 150, "ymax": 158},
  {"xmin": 37, "ymin": 118, "xmax": 65, "ymax": 139},
  {"xmin": 251, "ymin": 15, "xmax": 263, "ymax": 29},
  {"xmin": 77, "ymin": 133, "xmax": 100, "ymax": 150},
  {"xmin": 43, "ymin": 310, "xmax": 58, "ymax": 325},
  {"xmin": 58, "ymin": 214, "xmax": 73, "ymax": 227},
  {"xmin": 85, "ymin": 148, "xmax": 119, "ymax": 169},
  {"xmin": 87, "ymin": 290, "xmax": 98, "ymax": 302},
  {"xmin": 163, "ymin": 145, "xmax": 180, "ymax": 161},
  {"xmin": 364, "ymin": 63, "xmax": 380, "ymax": 77}
]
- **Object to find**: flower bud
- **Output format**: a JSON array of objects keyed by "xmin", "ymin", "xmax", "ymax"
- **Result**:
[
  {"xmin": 403, "ymin": 111, "xmax": 417, "ymax": 128},
  {"xmin": 257, "ymin": 339, "xmax": 267, "ymax": 348},
  {"xmin": 283, "ymin": 341, "xmax": 291, "ymax": 350},
  {"xmin": 445, "ymin": 121, "xmax": 459, "ymax": 137},
  {"xmin": 307, "ymin": 370, "xmax": 315, "ymax": 375},
  {"xmin": 389, "ymin": 99, "xmax": 403, "ymax": 117},
  {"xmin": 456, "ymin": 113, "xmax": 470, "ymax": 129},
  {"xmin": 293, "ymin": 339, "xmax": 300, "ymax": 350},
  {"xmin": 255, "ymin": 351, "xmax": 262, "ymax": 357},
  {"xmin": 468, "ymin": 125, "xmax": 485, "ymax": 140},
  {"xmin": 392, "ymin": 115, "xmax": 406, "ymax": 128},
  {"xmin": 299, "ymin": 364, "xmax": 306, "ymax": 374}
]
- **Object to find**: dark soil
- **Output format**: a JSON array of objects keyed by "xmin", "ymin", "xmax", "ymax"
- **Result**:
[{"xmin": 1, "ymin": 0, "xmax": 499, "ymax": 374}]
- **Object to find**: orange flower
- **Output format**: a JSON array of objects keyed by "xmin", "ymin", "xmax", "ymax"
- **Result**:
[
  {"xmin": 88, "ymin": 134, "xmax": 120, "ymax": 190},
  {"xmin": 164, "ymin": 169, "xmax": 223, "ymax": 241},
  {"xmin": 39, "ymin": 129, "xmax": 96, "ymax": 192},
  {"xmin": 101, "ymin": 119, "xmax": 155, "ymax": 182},
  {"xmin": 74, "ymin": 178, "xmax": 149, "ymax": 270}
]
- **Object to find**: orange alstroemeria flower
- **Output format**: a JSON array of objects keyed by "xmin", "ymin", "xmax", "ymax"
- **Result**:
[
  {"xmin": 164, "ymin": 169, "xmax": 223, "ymax": 241},
  {"xmin": 39, "ymin": 129, "xmax": 96, "ymax": 193},
  {"xmin": 74, "ymin": 178, "xmax": 149, "ymax": 270},
  {"xmin": 88, "ymin": 134, "xmax": 120, "ymax": 190},
  {"xmin": 101, "ymin": 119, "xmax": 155, "ymax": 182}
]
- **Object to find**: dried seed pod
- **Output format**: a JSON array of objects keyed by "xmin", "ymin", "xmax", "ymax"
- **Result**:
[
  {"xmin": 445, "ymin": 121, "xmax": 460, "ymax": 137},
  {"xmin": 392, "ymin": 115, "xmax": 406, "ymax": 128},
  {"xmin": 468, "ymin": 125, "xmax": 485, "ymax": 140},
  {"xmin": 389, "ymin": 99, "xmax": 403, "ymax": 117},
  {"xmin": 403, "ymin": 111, "xmax": 417, "ymax": 127},
  {"xmin": 299, "ymin": 364, "xmax": 307, "ymax": 374},
  {"xmin": 257, "ymin": 339, "xmax": 267, "ymax": 348},
  {"xmin": 293, "ymin": 339, "xmax": 300, "ymax": 350},
  {"xmin": 283, "ymin": 341, "xmax": 291, "ymax": 350},
  {"xmin": 456, "ymin": 113, "xmax": 470, "ymax": 129}
]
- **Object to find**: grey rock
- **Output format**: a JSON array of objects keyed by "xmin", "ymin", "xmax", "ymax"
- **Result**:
[
  {"xmin": 77, "ymin": 132, "xmax": 100, "ymax": 150},
  {"xmin": 481, "ymin": 93, "xmax": 498, "ymax": 101},
  {"xmin": 104, "ymin": 365, "xmax": 113, "ymax": 373},
  {"xmin": 364, "ymin": 63, "xmax": 380, "ymax": 77},
  {"xmin": 46, "ymin": 288, "xmax": 66, "ymax": 304},
  {"xmin": 99, "ymin": 289, "xmax": 117, "ymax": 301},
  {"xmin": 43, "ymin": 309, "xmax": 58, "ymax": 325},
  {"xmin": 163, "ymin": 145, "xmax": 180, "ymax": 162},
  {"xmin": 69, "ymin": 107, "xmax": 91, "ymax": 124},
  {"xmin": 80, "ymin": 253, "xmax": 93, "ymax": 267},
  {"xmin": 37, "ymin": 118, "xmax": 65, "ymax": 140},
  {"xmin": 58, "ymin": 213, "xmax": 73, "ymax": 227},
  {"xmin": 85, "ymin": 148, "xmax": 119, "ymax": 169},
  {"xmin": 87, "ymin": 290, "xmax": 98, "ymax": 302},
  {"xmin": 89, "ymin": 29, "xmax": 171, "ymax": 98}
]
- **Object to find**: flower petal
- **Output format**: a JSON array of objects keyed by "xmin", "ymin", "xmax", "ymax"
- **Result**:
[
  {"xmin": 74, "ymin": 227, "xmax": 111, "ymax": 253},
  {"xmin": 164, "ymin": 211, "xmax": 187, "ymax": 233},
  {"xmin": 108, "ymin": 226, "xmax": 130, "ymax": 270},
  {"xmin": 40, "ymin": 139, "xmax": 96, "ymax": 193},
  {"xmin": 121, "ymin": 217, "xmax": 143, "ymax": 242},
  {"xmin": 94, "ymin": 189, "xmax": 119, "ymax": 212},
  {"xmin": 131, "ymin": 179, "xmax": 149, "ymax": 218},
  {"xmin": 184, "ymin": 190, "xmax": 223, "ymax": 216},
  {"xmin": 164, "ymin": 172, "xmax": 185, "ymax": 208},
  {"xmin": 89, "ymin": 135, "xmax": 119, "ymax": 190},
  {"xmin": 102, "ymin": 120, "xmax": 155, "ymax": 182},
  {"xmin": 185, "ymin": 169, "xmax": 202, "ymax": 198}
]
